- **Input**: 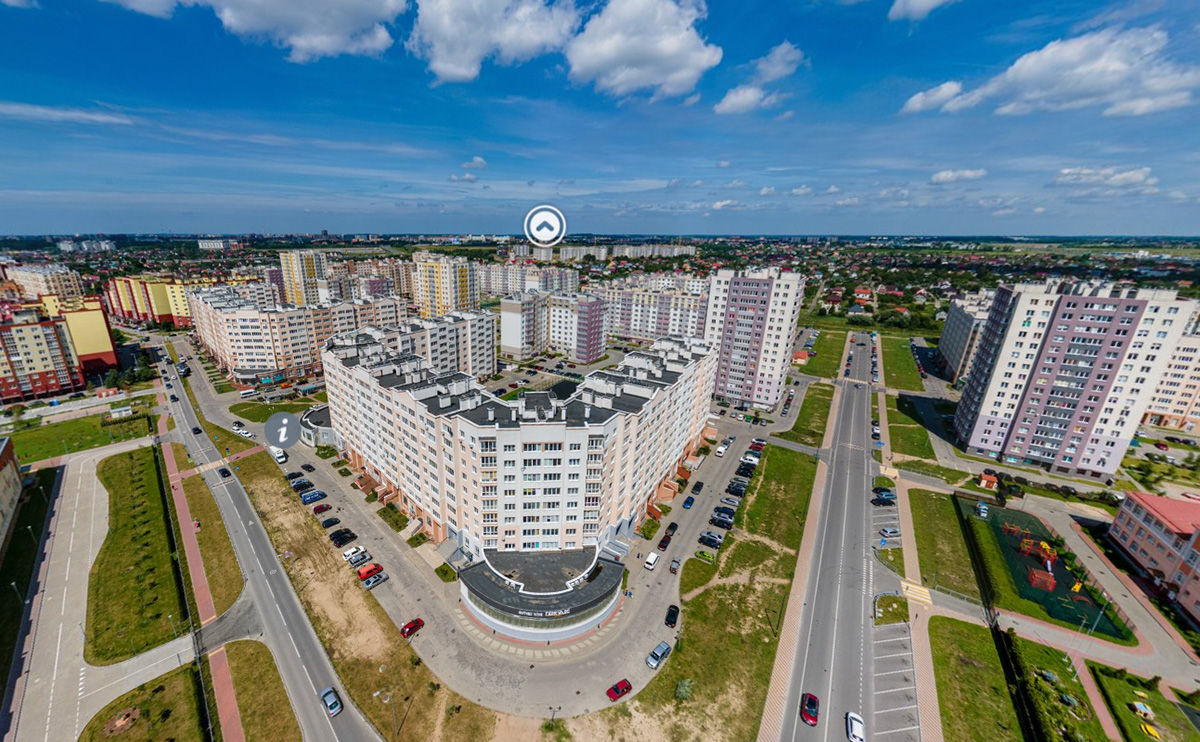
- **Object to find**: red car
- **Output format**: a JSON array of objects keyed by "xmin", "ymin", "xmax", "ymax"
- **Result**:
[
  {"xmin": 1155, "ymin": 442, "xmax": 1170, "ymax": 451},
  {"xmin": 567, "ymin": 364, "xmax": 576, "ymax": 368},
  {"xmin": 800, "ymin": 692, "xmax": 819, "ymax": 726},
  {"xmin": 313, "ymin": 503, "xmax": 332, "ymax": 515},
  {"xmin": 508, "ymin": 383, "xmax": 519, "ymax": 388},
  {"xmin": 606, "ymin": 679, "xmax": 632, "ymax": 701},
  {"xmin": 750, "ymin": 444, "xmax": 765, "ymax": 452},
  {"xmin": 401, "ymin": 618, "xmax": 424, "ymax": 638}
]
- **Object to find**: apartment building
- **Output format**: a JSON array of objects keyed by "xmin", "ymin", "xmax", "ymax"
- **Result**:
[
  {"xmin": 531, "ymin": 247, "xmax": 554, "ymax": 262},
  {"xmin": 327, "ymin": 257, "xmax": 414, "ymax": 298},
  {"xmin": 558, "ymin": 246, "xmax": 609, "ymax": 262},
  {"xmin": 1143, "ymin": 334, "xmax": 1200, "ymax": 432},
  {"xmin": 261, "ymin": 266, "xmax": 285, "ymax": 301},
  {"xmin": 1109, "ymin": 491, "xmax": 1200, "ymax": 624},
  {"xmin": 279, "ymin": 249, "xmax": 329, "ymax": 305},
  {"xmin": 104, "ymin": 274, "xmax": 258, "ymax": 328},
  {"xmin": 0, "ymin": 308, "xmax": 85, "ymax": 401},
  {"xmin": 610, "ymin": 244, "xmax": 696, "ymax": 259},
  {"xmin": 35, "ymin": 294, "xmax": 118, "ymax": 374},
  {"xmin": 477, "ymin": 263, "xmax": 579, "ymax": 297},
  {"xmin": 704, "ymin": 268, "xmax": 805, "ymax": 410},
  {"xmin": 412, "ymin": 252, "xmax": 479, "ymax": 319},
  {"xmin": 939, "ymin": 289, "xmax": 995, "ymax": 384},
  {"xmin": 389, "ymin": 311, "xmax": 497, "ymax": 379},
  {"xmin": 955, "ymin": 281, "xmax": 1196, "ymax": 479},
  {"xmin": 499, "ymin": 290, "xmax": 606, "ymax": 363},
  {"xmin": 594, "ymin": 278, "xmax": 708, "ymax": 343},
  {"xmin": 0, "ymin": 438, "xmax": 22, "ymax": 560},
  {"xmin": 8, "ymin": 265, "xmax": 84, "ymax": 300},
  {"xmin": 197, "ymin": 239, "xmax": 236, "ymax": 251}
]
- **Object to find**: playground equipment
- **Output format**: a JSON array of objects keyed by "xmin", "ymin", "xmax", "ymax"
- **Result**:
[
  {"xmin": 1003, "ymin": 523, "xmax": 1033, "ymax": 539},
  {"xmin": 1029, "ymin": 567, "xmax": 1057, "ymax": 592},
  {"xmin": 1020, "ymin": 538, "xmax": 1058, "ymax": 566}
]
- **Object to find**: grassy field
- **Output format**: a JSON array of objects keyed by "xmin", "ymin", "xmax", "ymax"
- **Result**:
[
  {"xmin": 775, "ymin": 383, "xmax": 834, "ymax": 448},
  {"xmin": 741, "ymin": 446, "xmax": 817, "ymax": 550},
  {"xmin": 797, "ymin": 329, "xmax": 846, "ymax": 378},
  {"xmin": 886, "ymin": 396, "xmax": 936, "ymax": 460},
  {"xmin": 228, "ymin": 401, "xmax": 314, "ymax": 423},
  {"xmin": 909, "ymin": 490, "xmax": 981, "ymax": 599},
  {"xmin": 875, "ymin": 594, "xmax": 908, "ymax": 625},
  {"xmin": 929, "ymin": 617, "xmax": 1022, "ymax": 742},
  {"xmin": 895, "ymin": 458, "xmax": 970, "ymax": 485},
  {"xmin": 0, "ymin": 469, "xmax": 55, "ymax": 678},
  {"xmin": 1014, "ymin": 637, "xmax": 1108, "ymax": 742},
  {"xmin": 11, "ymin": 412, "xmax": 152, "ymax": 463},
  {"xmin": 233, "ymin": 451, "xmax": 496, "ymax": 742},
  {"xmin": 881, "ymin": 336, "xmax": 925, "ymax": 391},
  {"xmin": 877, "ymin": 546, "xmax": 905, "ymax": 577},
  {"xmin": 86, "ymin": 447, "xmax": 189, "ymax": 665},
  {"xmin": 180, "ymin": 471, "xmax": 242, "ymax": 616},
  {"xmin": 226, "ymin": 641, "xmax": 301, "ymax": 742},
  {"xmin": 79, "ymin": 665, "xmax": 208, "ymax": 742},
  {"xmin": 312, "ymin": 391, "xmax": 328, "ymax": 403},
  {"xmin": 1090, "ymin": 662, "xmax": 1200, "ymax": 742}
]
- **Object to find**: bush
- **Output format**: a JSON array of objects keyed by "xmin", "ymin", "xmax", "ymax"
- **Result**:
[
  {"xmin": 407, "ymin": 532, "xmax": 429, "ymax": 548},
  {"xmin": 365, "ymin": 491, "xmax": 378, "ymax": 503},
  {"xmin": 338, "ymin": 467, "xmax": 351, "ymax": 477},
  {"xmin": 641, "ymin": 519, "xmax": 660, "ymax": 540},
  {"xmin": 314, "ymin": 445, "xmax": 337, "ymax": 459},
  {"xmin": 675, "ymin": 679, "xmax": 694, "ymax": 701},
  {"xmin": 377, "ymin": 503, "xmax": 409, "ymax": 532},
  {"xmin": 435, "ymin": 563, "xmax": 458, "ymax": 582},
  {"xmin": 697, "ymin": 445, "xmax": 711, "ymax": 456},
  {"xmin": 658, "ymin": 504, "xmax": 671, "ymax": 517}
]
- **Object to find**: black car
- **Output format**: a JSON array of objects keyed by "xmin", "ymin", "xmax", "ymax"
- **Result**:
[
  {"xmin": 698, "ymin": 535, "xmax": 722, "ymax": 549},
  {"xmin": 286, "ymin": 472, "xmax": 304, "ymax": 480},
  {"xmin": 301, "ymin": 463, "xmax": 316, "ymax": 473},
  {"xmin": 871, "ymin": 498, "xmax": 897, "ymax": 507},
  {"xmin": 331, "ymin": 532, "xmax": 356, "ymax": 548},
  {"xmin": 736, "ymin": 466, "xmax": 755, "ymax": 477},
  {"xmin": 665, "ymin": 522, "xmax": 679, "ymax": 536},
  {"xmin": 665, "ymin": 604, "xmax": 680, "ymax": 628},
  {"xmin": 218, "ymin": 468, "xmax": 231, "ymax": 478},
  {"xmin": 293, "ymin": 483, "xmax": 314, "ymax": 493},
  {"xmin": 709, "ymin": 517, "xmax": 734, "ymax": 530},
  {"xmin": 692, "ymin": 481, "xmax": 704, "ymax": 494},
  {"xmin": 871, "ymin": 487, "xmax": 891, "ymax": 494},
  {"xmin": 169, "ymin": 394, "xmax": 179, "ymax": 402},
  {"xmin": 321, "ymin": 518, "xmax": 341, "ymax": 529},
  {"xmin": 328, "ymin": 528, "xmax": 352, "ymax": 540},
  {"xmin": 713, "ymin": 506, "xmax": 736, "ymax": 518},
  {"xmin": 191, "ymin": 426, "xmax": 202, "ymax": 435},
  {"xmin": 290, "ymin": 478, "xmax": 312, "ymax": 489}
]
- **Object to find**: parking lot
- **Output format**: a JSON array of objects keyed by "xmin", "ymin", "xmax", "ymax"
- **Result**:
[
  {"xmin": 487, "ymin": 348, "xmax": 630, "ymax": 397},
  {"xmin": 871, "ymin": 622, "xmax": 922, "ymax": 741}
]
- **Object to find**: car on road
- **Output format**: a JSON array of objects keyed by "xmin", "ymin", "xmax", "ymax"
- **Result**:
[
  {"xmin": 218, "ymin": 468, "xmax": 231, "ymax": 478},
  {"xmin": 237, "ymin": 429, "xmax": 254, "ymax": 438},
  {"xmin": 191, "ymin": 426, "xmax": 202, "ymax": 434},
  {"xmin": 321, "ymin": 517, "xmax": 341, "ymax": 529},
  {"xmin": 1155, "ymin": 442, "xmax": 1170, "ymax": 450},
  {"xmin": 800, "ymin": 693, "xmax": 819, "ymax": 726},
  {"xmin": 714, "ymin": 444, "xmax": 728, "ymax": 457},
  {"xmin": 880, "ymin": 527, "xmax": 901, "ymax": 538},
  {"xmin": 657, "ymin": 535, "xmax": 672, "ymax": 551},
  {"xmin": 362, "ymin": 573, "xmax": 388, "ymax": 590},
  {"xmin": 682, "ymin": 496, "xmax": 694, "ymax": 509},
  {"xmin": 846, "ymin": 712, "xmax": 865, "ymax": 742},
  {"xmin": 320, "ymin": 687, "xmax": 343, "ymax": 717},
  {"xmin": 169, "ymin": 394, "xmax": 179, "ymax": 402},
  {"xmin": 695, "ymin": 550, "xmax": 715, "ymax": 564},
  {"xmin": 606, "ymin": 679, "xmax": 632, "ymax": 702},
  {"xmin": 669, "ymin": 558, "xmax": 680, "ymax": 574},
  {"xmin": 665, "ymin": 604, "xmax": 679, "ymax": 628},
  {"xmin": 342, "ymin": 546, "xmax": 365, "ymax": 561},
  {"xmin": 665, "ymin": 522, "xmax": 678, "ymax": 536},
  {"xmin": 313, "ymin": 503, "xmax": 332, "ymax": 515},
  {"xmin": 646, "ymin": 641, "xmax": 672, "ymax": 670},
  {"xmin": 401, "ymin": 618, "xmax": 424, "ymax": 638},
  {"xmin": 720, "ymin": 497, "xmax": 740, "ymax": 507},
  {"xmin": 165, "ymin": 382, "xmax": 172, "ymax": 388},
  {"xmin": 691, "ymin": 481, "xmax": 704, "ymax": 494}
]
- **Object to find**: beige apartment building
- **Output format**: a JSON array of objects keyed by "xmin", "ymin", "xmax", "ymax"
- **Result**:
[
  {"xmin": 279, "ymin": 249, "xmax": 329, "ymax": 305},
  {"xmin": 7, "ymin": 265, "xmax": 84, "ymax": 300},
  {"xmin": 0, "ymin": 308, "xmax": 86, "ymax": 401},
  {"xmin": 412, "ymin": 252, "xmax": 479, "ymax": 318},
  {"xmin": 1143, "ymin": 334, "xmax": 1200, "ymax": 432}
]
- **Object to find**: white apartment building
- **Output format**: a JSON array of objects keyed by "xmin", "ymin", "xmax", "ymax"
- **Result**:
[
  {"xmin": 611, "ymin": 244, "xmax": 696, "ymax": 259},
  {"xmin": 1143, "ymin": 334, "xmax": 1200, "ymax": 432},
  {"xmin": 956, "ymin": 281, "xmax": 1196, "ymax": 479},
  {"xmin": 389, "ymin": 311, "xmax": 497, "ymax": 379},
  {"xmin": 939, "ymin": 290, "xmax": 995, "ymax": 384},
  {"xmin": 704, "ymin": 268, "xmax": 805, "ymax": 409},
  {"xmin": 198, "ymin": 239, "xmax": 236, "ymax": 251},
  {"xmin": 595, "ymin": 278, "xmax": 708, "ymax": 343},
  {"xmin": 477, "ymin": 263, "xmax": 579, "ymax": 297},
  {"xmin": 7, "ymin": 264, "xmax": 84, "ymax": 300},
  {"xmin": 531, "ymin": 247, "xmax": 554, "ymax": 262},
  {"xmin": 499, "ymin": 290, "xmax": 606, "ymax": 363},
  {"xmin": 412, "ymin": 251, "xmax": 479, "ymax": 318},
  {"xmin": 558, "ymin": 246, "xmax": 609, "ymax": 262}
]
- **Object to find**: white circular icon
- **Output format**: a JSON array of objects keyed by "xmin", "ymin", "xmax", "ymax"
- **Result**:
[{"xmin": 524, "ymin": 205, "xmax": 566, "ymax": 248}]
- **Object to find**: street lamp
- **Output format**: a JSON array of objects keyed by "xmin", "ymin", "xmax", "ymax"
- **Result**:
[{"xmin": 549, "ymin": 705, "xmax": 562, "ymax": 723}]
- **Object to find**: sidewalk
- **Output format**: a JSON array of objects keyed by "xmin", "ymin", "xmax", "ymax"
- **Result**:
[{"xmin": 158, "ymin": 413, "xmax": 246, "ymax": 742}]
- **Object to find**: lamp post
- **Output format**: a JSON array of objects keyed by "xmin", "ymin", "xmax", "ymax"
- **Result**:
[{"xmin": 549, "ymin": 705, "xmax": 562, "ymax": 724}]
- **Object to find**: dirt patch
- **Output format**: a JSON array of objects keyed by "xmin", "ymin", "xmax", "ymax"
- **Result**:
[
  {"xmin": 101, "ymin": 708, "xmax": 140, "ymax": 737},
  {"xmin": 568, "ymin": 703, "xmax": 674, "ymax": 742},
  {"xmin": 489, "ymin": 713, "xmax": 543, "ymax": 741}
]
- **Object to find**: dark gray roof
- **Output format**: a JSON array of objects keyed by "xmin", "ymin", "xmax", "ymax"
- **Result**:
[{"xmin": 459, "ymin": 548, "xmax": 624, "ymax": 618}]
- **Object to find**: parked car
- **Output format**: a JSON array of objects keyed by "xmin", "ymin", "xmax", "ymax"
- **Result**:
[
  {"xmin": 320, "ymin": 687, "xmax": 343, "ymax": 717},
  {"xmin": 321, "ymin": 517, "xmax": 341, "ymax": 529},
  {"xmin": 329, "ymin": 528, "xmax": 352, "ymax": 541},
  {"xmin": 871, "ymin": 486, "xmax": 891, "ymax": 494},
  {"xmin": 401, "ymin": 618, "xmax": 424, "ymax": 638},
  {"xmin": 290, "ymin": 479, "xmax": 312, "ymax": 490},
  {"xmin": 720, "ymin": 497, "xmax": 741, "ymax": 507},
  {"xmin": 669, "ymin": 558, "xmax": 680, "ymax": 574},
  {"xmin": 657, "ymin": 535, "xmax": 672, "ymax": 551},
  {"xmin": 695, "ymin": 550, "xmax": 715, "ymax": 564},
  {"xmin": 169, "ymin": 394, "xmax": 179, "ymax": 402},
  {"xmin": 692, "ymin": 481, "xmax": 704, "ymax": 494},
  {"xmin": 301, "ymin": 463, "xmax": 316, "ymax": 473},
  {"xmin": 682, "ymin": 496, "xmax": 694, "ymax": 509},
  {"xmin": 286, "ymin": 472, "xmax": 304, "ymax": 480},
  {"xmin": 713, "ymin": 506, "xmax": 736, "ymax": 518},
  {"xmin": 709, "ymin": 517, "xmax": 733, "ymax": 530},
  {"xmin": 665, "ymin": 522, "xmax": 678, "ymax": 536},
  {"xmin": 700, "ymin": 530, "xmax": 725, "ymax": 545},
  {"xmin": 665, "ymin": 604, "xmax": 680, "ymax": 628},
  {"xmin": 362, "ymin": 573, "xmax": 388, "ymax": 590},
  {"xmin": 698, "ymin": 535, "xmax": 722, "ymax": 549},
  {"xmin": 606, "ymin": 679, "xmax": 632, "ymax": 702},
  {"xmin": 646, "ymin": 641, "xmax": 672, "ymax": 670},
  {"xmin": 313, "ymin": 503, "xmax": 332, "ymax": 515},
  {"xmin": 331, "ymin": 532, "xmax": 356, "ymax": 548},
  {"xmin": 1155, "ymin": 442, "xmax": 1170, "ymax": 450},
  {"xmin": 342, "ymin": 546, "xmax": 365, "ymax": 561},
  {"xmin": 872, "ymin": 498, "xmax": 897, "ymax": 507},
  {"xmin": 880, "ymin": 527, "xmax": 901, "ymax": 538}
]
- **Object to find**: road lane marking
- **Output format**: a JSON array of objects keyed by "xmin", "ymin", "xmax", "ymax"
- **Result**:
[
  {"xmin": 900, "ymin": 581, "xmax": 932, "ymax": 605},
  {"xmin": 876, "ymin": 725, "xmax": 921, "ymax": 735}
]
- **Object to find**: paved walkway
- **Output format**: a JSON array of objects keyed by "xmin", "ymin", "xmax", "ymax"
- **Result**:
[{"xmin": 158, "ymin": 412, "xmax": 246, "ymax": 742}]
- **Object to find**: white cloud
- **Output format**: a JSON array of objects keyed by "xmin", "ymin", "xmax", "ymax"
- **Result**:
[
  {"xmin": 992, "ymin": 207, "xmax": 1017, "ymax": 217},
  {"xmin": 103, "ymin": 0, "xmax": 410, "ymax": 61},
  {"xmin": 1033, "ymin": 206, "xmax": 1046, "ymax": 214},
  {"xmin": 683, "ymin": 93, "xmax": 701, "ymax": 106},
  {"xmin": 790, "ymin": 185, "xmax": 813, "ymax": 196},
  {"xmin": 835, "ymin": 197, "xmax": 861, "ymax": 206},
  {"xmin": 775, "ymin": 110, "xmax": 794, "ymax": 121},
  {"xmin": 717, "ymin": 160, "xmax": 731, "ymax": 168},
  {"xmin": 905, "ymin": 27, "xmax": 1200, "ymax": 117},
  {"xmin": 2, "ymin": 0, "xmax": 38, "ymax": 8},
  {"xmin": 408, "ymin": 0, "xmax": 578, "ymax": 82},
  {"xmin": 930, "ymin": 168, "xmax": 987, "ymax": 184},
  {"xmin": 0, "ymin": 101, "xmax": 134, "ymax": 125},
  {"xmin": 826, "ymin": 185, "xmax": 840, "ymax": 194},
  {"xmin": 759, "ymin": 186, "xmax": 775, "ymax": 196},
  {"xmin": 1169, "ymin": 190, "xmax": 1190, "ymax": 201},
  {"xmin": 461, "ymin": 155, "xmax": 488, "ymax": 169},
  {"xmin": 888, "ymin": 0, "xmax": 959, "ymax": 22},
  {"xmin": 714, "ymin": 40, "xmax": 802, "ymax": 115},
  {"xmin": 711, "ymin": 199, "xmax": 738, "ymax": 210},
  {"xmin": 566, "ymin": 0, "xmax": 722, "ymax": 98},
  {"xmin": 753, "ymin": 41, "xmax": 804, "ymax": 83},
  {"xmin": 714, "ymin": 85, "xmax": 780, "ymax": 114},
  {"xmin": 723, "ymin": 179, "xmax": 746, "ymax": 188},
  {"xmin": 900, "ymin": 81, "xmax": 962, "ymax": 113},
  {"xmin": 1054, "ymin": 165, "xmax": 1161, "ymax": 195},
  {"xmin": 449, "ymin": 172, "xmax": 478, "ymax": 182}
]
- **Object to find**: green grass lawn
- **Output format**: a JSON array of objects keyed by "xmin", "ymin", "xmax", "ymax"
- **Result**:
[
  {"xmin": 881, "ymin": 335, "xmax": 925, "ymax": 391},
  {"xmin": 929, "ymin": 617, "xmax": 1023, "ymax": 742},
  {"xmin": 888, "ymin": 419, "xmax": 937, "ymax": 459},
  {"xmin": 679, "ymin": 556, "xmax": 719, "ymax": 595},
  {"xmin": 908, "ymin": 490, "xmax": 981, "ymax": 599},
  {"xmin": 226, "ymin": 640, "xmax": 301, "ymax": 742},
  {"xmin": 1014, "ymin": 636, "xmax": 1108, "ymax": 742},
  {"xmin": 875, "ymin": 594, "xmax": 909, "ymax": 625},
  {"xmin": 10, "ymin": 412, "xmax": 152, "ymax": 463},
  {"xmin": 0, "ymin": 469, "xmax": 55, "ymax": 678},
  {"xmin": 86, "ymin": 447, "xmax": 189, "ymax": 664},
  {"xmin": 79, "ymin": 665, "xmax": 208, "ymax": 742},
  {"xmin": 213, "ymin": 382, "xmax": 235, "ymax": 395},
  {"xmin": 180, "ymin": 472, "xmax": 242, "ymax": 616},
  {"xmin": 312, "ymin": 391, "xmax": 328, "ymax": 403},
  {"xmin": 741, "ymin": 446, "xmax": 817, "ymax": 550},
  {"xmin": 895, "ymin": 458, "xmax": 970, "ymax": 485},
  {"xmin": 775, "ymin": 383, "xmax": 834, "ymax": 448},
  {"xmin": 228, "ymin": 401, "xmax": 314, "ymax": 423},
  {"xmin": 797, "ymin": 329, "xmax": 846, "ymax": 378},
  {"xmin": 1090, "ymin": 662, "xmax": 1200, "ymax": 742},
  {"xmin": 877, "ymin": 546, "xmax": 905, "ymax": 577}
]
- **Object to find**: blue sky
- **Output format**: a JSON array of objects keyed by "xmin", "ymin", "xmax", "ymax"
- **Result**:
[{"xmin": 2, "ymin": 0, "xmax": 1200, "ymax": 235}]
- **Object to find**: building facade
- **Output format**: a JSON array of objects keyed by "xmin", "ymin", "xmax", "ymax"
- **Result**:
[
  {"xmin": 279, "ymin": 249, "xmax": 329, "ymax": 306},
  {"xmin": 8, "ymin": 265, "xmax": 84, "ymax": 301},
  {"xmin": 0, "ymin": 308, "xmax": 85, "ymax": 401},
  {"xmin": 499, "ymin": 291, "xmax": 606, "ymax": 364},
  {"xmin": 1109, "ymin": 491, "xmax": 1200, "ymax": 625},
  {"xmin": 478, "ymin": 263, "xmax": 579, "ymax": 297},
  {"xmin": 595, "ymin": 279, "xmax": 708, "ymax": 343},
  {"xmin": 35, "ymin": 294, "xmax": 118, "ymax": 374},
  {"xmin": 704, "ymin": 268, "xmax": 804, "ymax": 409},
  {"xmin": 412, "ymin": 252, "xmax": 479, "ymax": 319},
  {"xmin": 939, "ymin": 289, "xmax": 995, "ymax": 384},
  {"xmin": 955, "ymin": 281, "xmax": 1195, "ymax": 479},
  {"xmin": 0, "ymin": 438, "xmax": 22, "ymax": 560},
  {"xmin": 558, "ymin": 246, "xmax": 609, "ymax": 262},
  {"xmin": 1143, "ymin": 334, "xmax": 1200, "ymax": 432},
  {"xmin": 104, "ymin": 274, "xmax": 257, "ymax": 328},
  {"xmin": 198, "ymin": 239, "xmax": 236, "ymax": 251}
]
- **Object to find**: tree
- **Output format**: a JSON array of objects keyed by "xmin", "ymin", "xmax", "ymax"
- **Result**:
[{"xmin": 103, "ymin": 370, "xmax": 121, "ymax": 389}]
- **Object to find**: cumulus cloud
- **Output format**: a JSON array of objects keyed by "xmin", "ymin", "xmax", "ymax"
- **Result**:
[
  {"xmin": 717, "ymin": 160, "xmax": 731, "ymax": 168},
  {"xmin": 711, "ymin": 199, "xmax": 738, "ymax": 210},
  {"xmin": 0, "ymin": 101, "xmax": 134, "ymax": 125},
  {"xmin": 1054, "ymin": 166, "xmax": 1160, "ymax": 195},
  {"xmin": 888, "ymin": 0, "xmax": 959, "ymax": 22},
  {"xmin": 753, "ymin": 41, "xmax": 804, "ymax": 83},
  {"xmin": 902, "ymin": 27, "xmax": 1200, "ymax": 117},
  {"xmin": 723, "ymin": 179, "xmax": 746, "ymax": 188},
  {"xmin": 714, "ymin": 85, "xmax": 780, "ymax": 114},
  {"xmin": 461, "ymin": 155, "xmax": 488, "ymax": 169},
  {"xmin": 2, "ymin": 0, "xmax": 38, "ymax": 7},
  {"xmin": 826, "ymin": 185, "xmax": 840, "ymax": 194},
  {"xmin": 408, "ymin": 0, "xmax": 578, "ymax": 82},
  {"xmin": 714, "ymin": 40, "xmax": 802, "ymax": 114},
  {"xmin": 759, "ymin": 186, "xmax": 775, "ymax": 196},
  {"xmin": 566, "ymin": 0, "xmax": 722, "ymax": 98},
  {"xmin": 930, "ymin": 168, "xmax": 987, "ymax": 184},
  {"xmin": 449, "ymin": 172, "xmax": 478, "ymax": 182},
  {"xmin": 835, "ymin": 197, "xmax": 861, "ymax": 206},
  {"xmin": 102, "ymin": 0, "xmax": 409, "ymax": 61},
  {"xmin": 790, "ymin": 185, "xmax": 813, "ymax": 196}
]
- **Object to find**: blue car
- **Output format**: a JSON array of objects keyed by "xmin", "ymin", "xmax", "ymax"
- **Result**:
[{"xmin": 682, "ymin": 496, "xmax": 694, "ymax": 509}]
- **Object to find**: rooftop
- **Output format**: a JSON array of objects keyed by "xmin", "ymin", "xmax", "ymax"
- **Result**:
[
  {"xmin": 459, "ymin": 548, "xmax": 624, "ymax": 617},
  {"xmin": 1127, "ymin": 490, "xmax": 1200, "ymax": 537}
]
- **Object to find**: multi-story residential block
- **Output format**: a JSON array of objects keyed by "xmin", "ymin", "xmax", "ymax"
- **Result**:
[
  {"xmin": 1108, "ymin": 491, "xmax": 1200, "ymax": 624},
  {"xmin": 35, "ymin": 294, "xmax": 118, "ymax": 374},
  {"xmin": 0, "ymin": 438, "xmax": 22, "ymax": 555},
  {"xmin": 558, "ymin": 246, "xmax": 609, "ymax": 262},
  {"xmin": 198, "ymin": 239, "xmax": 236, "ymax": 251},
  {"xmin": 279, "ymin": 249, "xmax": 329, "ymax": 305},
  {"xmin": 939, "ymin": 289, "xmax": 995, "ymax": 384},
  {"xmin": 955, "ymin": 281, "xmax": 1196, "ymax": 479},
  {"xmin": 388, "ymin": 311, "xmax": 497, "ymax": 379},
  {"xmin": 8, "ymin": 265, "xmax": 84, "ymax": 300},
  {"xmin": 531, "ymin": 246, "xmax": 554, "ymax": 262},
  {"xmin": 322, "ymin": 330, "xmax": 715, "ymax": 640},
  {"xmin": 412, "ymin": 252, "xmax": 479, "ymax": 319},
  {"xmin": 1143, "ymin": 334, "xmax": 1200, "ymax": 432},
  {"xmin": 611, "ymin": 244, "xmax": 696, "ymax": 259},
  {"xmin": 499, "ymin": 291, "xmax": 606, "ymax": 363},
  {"xmin": 704, "ymin": 268, "xmax": 805, "ymax": 409},
  {"xmin": 104, "ymin": 274, "xmax": 258, "ymax": 328},
  {"xmin": 0, "ymin": 308, "xmax": 85, "ymax": 401},
  {"xmin": 594, "ymin": 279, "xmax": 708, "ymax": 343},
  {"xmin": 261, "ymin": 266, "xmax": 285, "ymax": 301},
  {"xmin": 478, "ymin": 263, "xmax": 579, "ymax": 297},
  {"xmin": 327, "ymin": 258, "xmax": 414, "ymax": 298}
]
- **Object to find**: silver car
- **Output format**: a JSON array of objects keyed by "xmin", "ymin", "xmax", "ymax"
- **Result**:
[{"xmin": 320, "ymin": 687, "xmax": 342, "ymax": 717}]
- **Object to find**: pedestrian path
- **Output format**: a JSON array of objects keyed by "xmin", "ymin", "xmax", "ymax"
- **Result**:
[{"xmin": 901, "ymin": 581, "xmax": 932, "ymax": 606}]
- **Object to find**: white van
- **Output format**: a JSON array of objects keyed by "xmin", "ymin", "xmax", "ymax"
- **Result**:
[
  {"xmin": 714, "ymin": 445, "xmax": 728, "ymax": 458},
  {"xmin": 239, "ymin": 389, "xmax": 259, "ymax": 399},
  {"xmin": 270, "ymin": 446, "xmax": 288, "ymax": 464},
  {"xmin": 644, "ymin": 553, "xmax": 659, "ymax": 570}
]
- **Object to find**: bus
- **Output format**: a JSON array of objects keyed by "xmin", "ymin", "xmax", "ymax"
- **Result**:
[{"xmin": 239, "ymin": 389, "xmax": 259, "ymax": 399}]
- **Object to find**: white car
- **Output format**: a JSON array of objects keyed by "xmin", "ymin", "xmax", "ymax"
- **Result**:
[
  {"xmin": 342, "ymin": 546, "xmax": 365, "ymax": 561},
  {"xmin": 846, "ymin": 712, "xmax": 865, "ymax": 742}
]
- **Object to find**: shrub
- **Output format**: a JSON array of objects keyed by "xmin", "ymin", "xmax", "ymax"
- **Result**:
[
  {"xmin": 338, "ymin": 467, "xmax": 351, "ymax": 477},
  {"xmin": 365, "ymin": 491, "xmax": 378, "ymax": 503},
  {"xmin": 314, "ymin": 445, "xmax": 337, "ymax": 459},
  {"xmin": 407, "ymin": 532, "xmax": 429, "ymax": 548},
  {"xmin": 658, "ymin": 505, "xmax": 671, "ymax": 517},
  {"xmin": 675, "ymin": 679, "xmax": 694, "ymax": 701},
  {"xmin": 641, "ymin": 519, "xmax": 660, "ymax": 540},
  {"xmin": 377, "ymin": 503, "xmax": 409, "ymax": 532},
  {"xmin": 435, "ymin": 563, "xmax": 458, "ymax": 582},
  {"xmin": 697, "ymin": 445, "xmax": 711, "ymax": 456}
]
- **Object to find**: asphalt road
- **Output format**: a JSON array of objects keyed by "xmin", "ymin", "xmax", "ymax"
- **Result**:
[
  {"xmin": 159, "ymin": 340, "xmax": 381, "ymax": 741},
  {"xmin": 779, "ymin": 332, "xmax": 878, "ymax": 742}
]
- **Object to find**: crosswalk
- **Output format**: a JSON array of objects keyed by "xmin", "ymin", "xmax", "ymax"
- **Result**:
[{"xmin": 901, "ymin": 581, "xmax": 932, "ymax": 606}]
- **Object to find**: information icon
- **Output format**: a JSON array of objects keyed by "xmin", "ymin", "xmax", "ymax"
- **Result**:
[
  {"xmin": 524, "ymin": 205, "xmax": 566, "ymax": 248},
  {"xmin": 264, "ymin": 412, "xmax": 301, "ymax": 450}
]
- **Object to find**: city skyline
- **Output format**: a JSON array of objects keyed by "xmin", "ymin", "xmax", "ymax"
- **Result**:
[{"xmin": 2, "ymin": 0, "xmax": 1200, "ymax": 235}]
